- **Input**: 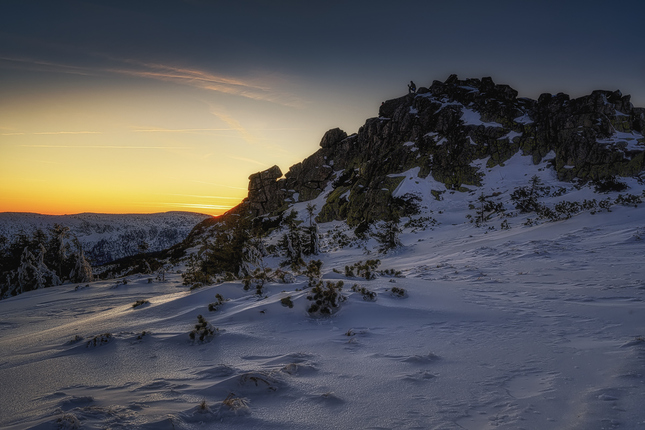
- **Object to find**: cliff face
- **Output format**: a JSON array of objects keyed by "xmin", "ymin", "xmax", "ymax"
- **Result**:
[{"xmin": 240, "ymin": 75, "xmax": 645, "ymax": 225}]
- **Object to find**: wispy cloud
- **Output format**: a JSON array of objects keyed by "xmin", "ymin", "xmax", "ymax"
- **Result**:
[
  {"xmin": 160, "ymin": 202, "xmax": 236, "ymax": 210},
  {"xmin": 162, "ymin": 193, "xmax": 242, "ymax": 200},
  {"xmin": 186, "ymin": 179, "xmax": 248, "ymax": 190},
  {"xmin": 207, "ymin": 107, "xmax": 257, "ymax": 145},
  {"xmin": 19, "ymin": 144, "xmax": 185, "ymax": 149},
  {"xmin": 33, "ymin": 131, "xmax": 102, "ymax": 135},
  {"xmin": 0, "ymin": 55, "xmax": 305, "ymax": 107},
  {"xmin": 227, "ymin": 155, "xmax": 267, "ymax": 166},
  {"xmin": 3, "ymin": 131, "xmax": 101, "ymax": 136},
  {"xmin": 132, "ymin": 127, "xmax": 234, "ymax": 133},
  {"xmin": 0, "ymin": 56, "xmax": 96, "ymax": 77}
]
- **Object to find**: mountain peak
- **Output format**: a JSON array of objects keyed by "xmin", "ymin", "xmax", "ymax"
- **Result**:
[{"xmin": 235, "ymin": 76, "xmax": 644, "ymax": 225}]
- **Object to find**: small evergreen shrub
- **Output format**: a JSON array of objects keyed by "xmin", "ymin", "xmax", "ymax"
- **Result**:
[
  {"xmin": 467, "ymin": 192, "xmax": 506, "ymax": 226},
  {"xmin": 86, "ymin": 333, "xmax": 112, "ymax": 348},
  {"xmin": 404, "ymin": 216, "xmax": 438, "ymax": 232},
  {"xmin": 243, "ymin": 268, "xmax": 272, "ymax": 295},
  {"xmin": 388, "ymin": 287, "xmax": 407, "ymax": 298},
  {"xmin": 304, "ymin": 260, "xmax": 323, "ymax": 287},
  {"xmin": 67, "ymin": 335, "xmax": 84, "ymax": 344},
  {"xmin": 593, "ymin": 176, "xmax": 628, "ymax": 193},
  {"xmin": 273, "ymin": 268, "xmax": 295, "ymax": 283},
  {"xmin": 379, "ymin": 268, "xmax": 403, "ymax": 278},
  {"xmin": 307, "ymin": 280, "xmax": 345, "ymax": 315},
  {"xmin": 189, "ymin": 314, "xmax": 217, "ymax": 342},
  {"xmin": 553, "ymin": 201, "xmax": 581, "ymax": 219},
  {"xmin": 615, "ymin": 193, "xmax": 642, "ymax": 207},
  {"xmin": 208, "ymin": 294, "xmax": 226, "ymax": 311},
  {"xmin": 132, "ymin": 299, "xmax": 149, "ymax": 308},
  {"xmin": 374, "ymin": 220, "xmax": 402, "ymax": 253},
  {"xmin": 344, "ymin": 260, "xmax": 380, "ymax": 280},
  {"xmin": 351, "ymin": 284, "xmax": 377, "ymax": 301},
  {"xmin": 510, "ymin": 175, "xmax": 549, "ymax": 213},
  {"xmin": 280, "ymin": 296, "xmax": 294, "ymax": 308}
]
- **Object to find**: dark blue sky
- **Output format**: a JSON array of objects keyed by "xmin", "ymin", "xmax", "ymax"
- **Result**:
[
  {"xmin": 2, "ymin": 0, "xmax": 645, "ymax": 214},
  {"xmin": 3, "ymin": 0, "xmax": 645, "ymax": 103}
]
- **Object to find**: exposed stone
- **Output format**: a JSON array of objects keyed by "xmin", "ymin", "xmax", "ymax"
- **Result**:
[
  {"xmin": 238, "ymin": 76, "xmax": 645, "ymax": 224},
  {"xmin": 319, "ymin": 128, "xmax": 348, "ymax": 148},
  {"xmin": 247, "ymin": 165, "xmax": 286, "ymax": 216}
]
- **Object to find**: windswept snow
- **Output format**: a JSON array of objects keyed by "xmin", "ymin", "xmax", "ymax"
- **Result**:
[
  {"xmin": 1, "ymin": 161, "xmax": 645, "ymax": 429},
  {"xmin": 597, "ymin": 130, "xmax": 645, "ymax": 152},
  {"xmin": 460, "ymin": 107, "xmax": 503, "ymax": 128}
]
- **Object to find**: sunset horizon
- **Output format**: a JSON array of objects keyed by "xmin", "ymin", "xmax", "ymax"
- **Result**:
[{"xmin": 2, "ymin": 0, "xmax": 644, "ymax": 217}]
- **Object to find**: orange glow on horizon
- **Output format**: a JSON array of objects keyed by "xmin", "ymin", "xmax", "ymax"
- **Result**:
[{"xmin": 0, "ymin": 62, "xmax": 339, "ymax": 218}]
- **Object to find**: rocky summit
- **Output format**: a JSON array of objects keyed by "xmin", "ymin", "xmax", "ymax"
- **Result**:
[{"xmin": 238, "ymin": 75, "xmax": 644, "ymax": 226}]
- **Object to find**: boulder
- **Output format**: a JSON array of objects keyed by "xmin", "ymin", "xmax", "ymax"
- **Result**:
[{"xmin": 319, "ymin": 128, "xmax": 347, "ymax": 148}]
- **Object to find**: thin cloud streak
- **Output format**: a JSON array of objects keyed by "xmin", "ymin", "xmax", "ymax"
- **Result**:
[
  {"xmin": 160, "ymin": 202, "xmax": 234, "ymax": 210},
  {"xmin": 208, "ymin": 108, "xmax": 257, "ymax": 145},
  {"xmin": 19, "ymin": 145, "xmax": 186, "ymax": 149},
  {"xmin": 227, "ymin": 155, "xmax": 267, "ymax": 167},
  {"xmin": 162, "ymin": 193, "xmax": 243, "ymax": 200},
  {"xmin": 3, "ymin": 131, "xmax": 101, "ymax": 136},
  {"xmin": 33, "ymin": 131, "xmax": 102, "ymax": 135},
  {"xmin": 133, "ymin": 128, "xmax": 235, "ymax": 133},
  {"xmin": 187, "ymin": 179, "xmax": 248, "ymax": 190},
  {"xmin": 0, "ymin": 55, "xmax": 305, "ymax": 108}
]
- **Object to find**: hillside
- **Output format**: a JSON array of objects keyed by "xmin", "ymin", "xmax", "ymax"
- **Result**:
[
  {"xmin": 234, "ymin": 74, "xmax": 644, "ymax": 226},
  {"xmin": 0, "ymin": 76, "xmax": 644, "ymax": 428},
  {"xmin": 0, "ymin": 172, "xmax": 643, "ymax": 428},
  {"xmin": 179, "ymin": 75, "xmax": 645, "ymax": 265}
]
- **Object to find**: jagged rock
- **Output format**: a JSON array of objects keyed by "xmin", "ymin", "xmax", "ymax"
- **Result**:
[
  {"xmin": 238, "ymin": 75, "xmax": 645, "ymax": 225},
  {"xmin": 319, "ymin": 128, "xmax": 348, "ymax": 148},
  {"xmin": 247, "ymin": 165, "xmax": 286, "ymax": 216}
]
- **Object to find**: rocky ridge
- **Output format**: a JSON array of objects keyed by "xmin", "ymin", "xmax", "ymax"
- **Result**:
[{"xmin": 240, "ymin": 75, "xmax": 645, "ymax": 226}]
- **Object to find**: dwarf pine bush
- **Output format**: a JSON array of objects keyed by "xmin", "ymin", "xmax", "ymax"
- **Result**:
[
  {"xmin": 280, "ymin": 296, "xmax": 294, "ymax": 308},
  {"xmin": 86, "ymin": 333, "xmax": 112, "ymax": 348},
  {"xmin": 307, "ymin": 280, "xmax": 345, "ymax": 314},
  {"xmin": 388, "ymin": 287, "xmax": 407, "ymax": 298},
  {"xmin": 132, "ymin": 299, "xmax": 149, "ymax": 308},
  {"xmin": 304, "ymin": 259, "xmax": 323, "ymax": 287},
  {"xmin": 208, "ymin": 294, "xmax": 226, "ymax": 311},
  {"xmin": 189, "ymin": 314, "xmax": 217, "ymax": 342},
  {"xmin": 345, "ymin": 260, "xmax": 380, "ymax": 280},
  {"xmin": 351, "ymin": 284, "xmax": 377, "ymax": 301}
]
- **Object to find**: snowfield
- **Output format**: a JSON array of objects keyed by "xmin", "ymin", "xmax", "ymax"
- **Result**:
[{"xmin": 1, "ymin": 155, "xmax": 644, "ymax": 429}]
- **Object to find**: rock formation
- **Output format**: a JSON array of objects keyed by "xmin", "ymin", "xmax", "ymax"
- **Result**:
[{"xmin": 239, "ymin": 75, "xmax": 645, "ymax": 225}]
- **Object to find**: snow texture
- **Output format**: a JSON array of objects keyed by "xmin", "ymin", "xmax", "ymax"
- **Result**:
[{"xmin": 1, "ymin": 157, "xmax": 644, "ymax": 429}]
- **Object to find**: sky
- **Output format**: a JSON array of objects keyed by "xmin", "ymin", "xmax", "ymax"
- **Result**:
[{"xmin": 1, "ymin": 0, "xmax": 644, "ymax": 216}]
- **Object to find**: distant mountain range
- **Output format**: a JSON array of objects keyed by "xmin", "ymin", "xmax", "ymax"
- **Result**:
[{"xmin": 0, "ymin": 211, "xmax": 211, "ymax": 265}]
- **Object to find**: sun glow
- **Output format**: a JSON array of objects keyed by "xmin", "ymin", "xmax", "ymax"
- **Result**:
[{"xmin": 0, "ymin": 56, "xmax": 354, "ymax": 217}]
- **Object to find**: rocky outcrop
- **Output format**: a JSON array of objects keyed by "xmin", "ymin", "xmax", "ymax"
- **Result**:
[
  {"xmin": 240, "ymin": 75, "xmax": 645, "ymax": 224},
  {"xmin": 247, "ymin": 165, "xmax": 286, "ymax": 216}
]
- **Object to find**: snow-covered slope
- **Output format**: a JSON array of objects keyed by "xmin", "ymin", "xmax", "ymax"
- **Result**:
[
  {"xmin": 0, "ymin": 212, "xmax": 211, "ymax": 265},
  {"xmin": 0, "ymin": 154, "xmax": 643, "ymax": 429}
]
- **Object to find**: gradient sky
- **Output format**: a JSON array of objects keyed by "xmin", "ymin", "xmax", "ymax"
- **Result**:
[{"xmin": 1, "ymin": 0, "xmax": 644, "ymax": 216}]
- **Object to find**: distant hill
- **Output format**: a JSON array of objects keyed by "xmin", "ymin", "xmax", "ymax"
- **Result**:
[{"xmin": 0, "ymin": 211, "xmax": 211, "ymax": 265}]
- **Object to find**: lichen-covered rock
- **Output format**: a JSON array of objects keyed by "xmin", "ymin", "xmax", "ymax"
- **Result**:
[
  {"xmin": 319, "ymin": 128, "xmax": 348, "ymax": 148},
  {"xmin": 247, "ymin": 165, "xmax": 286, "ymax": 216},
  {"xmin": 239, "ymin": 75, "xmax": 645, "ymax": 225}
]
